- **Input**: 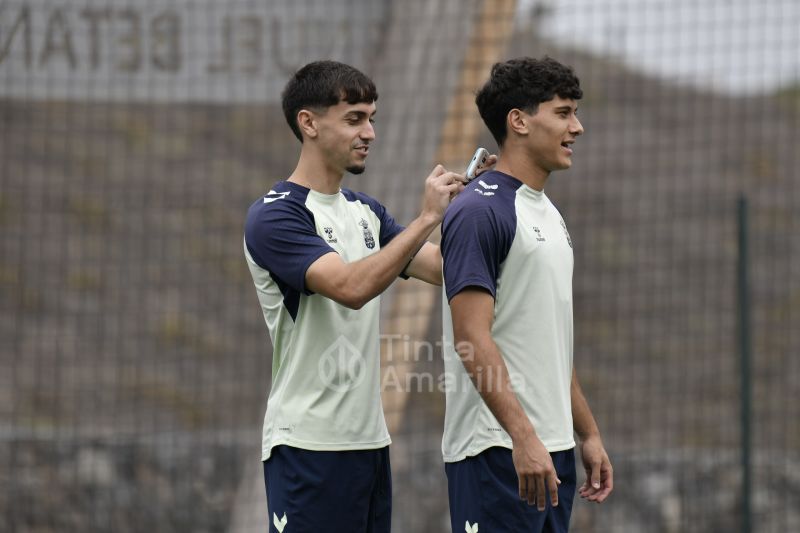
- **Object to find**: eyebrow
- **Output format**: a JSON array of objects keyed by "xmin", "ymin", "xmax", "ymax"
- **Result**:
[
  {"xmin": 554, "ymin": 105, "xmax": 577, "ymax": 113},
  {"xmin": 344, "ymin": 110, "xmax": 376, "ymax": 119}
]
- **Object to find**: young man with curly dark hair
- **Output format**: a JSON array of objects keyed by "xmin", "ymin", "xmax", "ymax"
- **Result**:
[{"xmin": 440, "ymin": 56, "xmax": 614, "ymax": 532}]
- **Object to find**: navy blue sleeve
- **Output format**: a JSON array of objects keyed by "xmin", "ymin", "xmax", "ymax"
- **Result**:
[
  {"xmin": 441, "ymin": 198, "xmax": 515, "ymax": 302},
  {"xmin": 347, "ymin": 191, "xmax": 405, "ymax": 247},
  {"xmin": 244, "ymin": 198, "xmax": 334, "ymax": 294}
]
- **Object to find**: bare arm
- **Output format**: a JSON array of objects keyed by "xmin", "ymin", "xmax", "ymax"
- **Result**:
[
  {"xmin": 450, "ymin": 288, "xmax": 560, "ymax": 510},
  {"xmin": 306, "ymin": 166, "xmax": 463, "ymax": 309},
  {"xmin": 403, "ymin": 242, "xmax": 442, "ymax": 286},
  {"xmin": 306, "ymin": 216, "xmax": 437, "ymax": 308},
  {"xmin": 571, "ymin": 368, "xmax": 614, "ymax": 503}
]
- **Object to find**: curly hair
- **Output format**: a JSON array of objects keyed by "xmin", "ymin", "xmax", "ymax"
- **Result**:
[
  {"xmin": 475, "ymin": 56, "xmax": 582, "ymax": 146},
  {"xmin": 281, "ymin": 61, "xmax": 378, "ymax": 142}
]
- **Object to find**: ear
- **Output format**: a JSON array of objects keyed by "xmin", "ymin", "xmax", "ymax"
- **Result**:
[
  {"xmin": 507, "ymin": 108, "xmax": 529, "ymax": 137},
  {"xmin": 297, "ymin": 109, "xmax": 318, "ymax": 140}
]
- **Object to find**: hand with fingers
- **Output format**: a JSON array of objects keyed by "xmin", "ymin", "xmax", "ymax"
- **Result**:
[
  {"xmin": 420, "ymin": 164, "xmax": 467, "ymax": 224},
  {"xmin": 577, "ymin": 435, "xmax": 613, "ymax": 503},
  {"xmin": 512, "ymin": 432, "xmax": 561, "ymax": 511}
]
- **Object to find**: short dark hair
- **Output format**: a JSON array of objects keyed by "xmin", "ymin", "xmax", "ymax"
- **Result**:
[
  {"xmin": 475, "ymin": 56, "xmax": 582, "ymax": 146},
  {"xmin": 281, "ymin": 60, "xmax": 378, "ymax": 142}
]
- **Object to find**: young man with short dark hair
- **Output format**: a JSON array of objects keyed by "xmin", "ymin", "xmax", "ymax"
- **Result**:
[
  {"xmin": 441, "ymin": 56, "xmax": 613, "ymax": 532},
  {"xmin": 244, "ymin": 60, "xmax": 466, "ymax": 532}
]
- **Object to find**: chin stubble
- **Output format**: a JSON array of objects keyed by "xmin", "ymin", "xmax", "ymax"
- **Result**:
[{"xmin": 346, "ymin": 164, "xmax": 366, "ymax": 175}]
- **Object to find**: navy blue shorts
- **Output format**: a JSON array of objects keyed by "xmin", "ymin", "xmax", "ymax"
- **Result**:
[
  {"xmin": 445, "ymin": 446, "xmax": 576, "ymax": 533},
  {"xmin": 263, "ymin": 445, "xmax": 391, "ymax": 533}
]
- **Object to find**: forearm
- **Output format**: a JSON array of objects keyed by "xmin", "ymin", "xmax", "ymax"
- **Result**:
[
  {"xmin": 572, "ymin": 368, "xmax": 613, "ymax": 501},
  {"xmin": 457, "ymin": 333, "xmax": 536, "ymax": 442},
  {"xmin": 343, "ymin": 214, "xmax": 439, "ymax": 305},
  {"xmin": 403, "ymin": 242, "xmax": 443, "ymax": 285},
  {"xmin": 571, "ymin": 368, "xmax": 601, "ymax": 441}
]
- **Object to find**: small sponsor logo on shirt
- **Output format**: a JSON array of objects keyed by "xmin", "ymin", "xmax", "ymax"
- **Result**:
[
  {"xmin": 466, "ymin": 521, "xmax": 479, "ymax": 533},
  {"xmin": 323, "ymin": 226, "xmax": 338, "ymax": 243},
  {"xmin": 359, "ymin": 218, "xmax": 375, "ymax": 249},
  {"xmin": 533, "ymin": 226, "xmax": 546, "ymax": 242},
  {"xmin": 487, "ymin": 427, "xmax": 503, "ymax": 432}
]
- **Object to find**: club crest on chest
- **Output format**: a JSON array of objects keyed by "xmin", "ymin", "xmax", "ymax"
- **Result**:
[{"xmin": 359, "ymin": 218, "xmax": 375, "ymax": 249}]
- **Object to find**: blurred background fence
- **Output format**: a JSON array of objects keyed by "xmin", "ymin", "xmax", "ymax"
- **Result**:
[{"xmin": 1, "ymin": 0, "xmax": 799, "ymax": 531}]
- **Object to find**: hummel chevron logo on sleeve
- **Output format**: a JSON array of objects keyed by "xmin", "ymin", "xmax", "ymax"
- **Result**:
[
  {"xmin": 465, "ymin": 520, "xmax": 478, "ymax": 533},
  {"xmin": 273, "ymin": 512, "xmax": 288, "ymax": 532},
  {"xmin": 263, "ymin": 190, "xmax": 291, "ymax": 203}
]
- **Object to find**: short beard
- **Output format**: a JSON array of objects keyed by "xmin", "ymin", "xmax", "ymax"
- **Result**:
[{"xmin": 346, "ymin": 164, "xmax": 366, "ymax": 175}]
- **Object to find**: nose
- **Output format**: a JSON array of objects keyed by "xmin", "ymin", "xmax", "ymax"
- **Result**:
[
  {"xmin": 570, "ymin": 115, "xmax": 584, "ymax": 136},
  {"xmin": 361, "ymin": 121, "xmax": 376, "ymax": 142}
]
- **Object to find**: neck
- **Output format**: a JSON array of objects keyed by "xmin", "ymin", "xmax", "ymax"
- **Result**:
[
  {"xmin": 287, "ymin": 144, "xmax": 345, "ymax": 195},
  {"xmin": 494, "ymin": 147, "xmax": 549, "ymax": 192}
]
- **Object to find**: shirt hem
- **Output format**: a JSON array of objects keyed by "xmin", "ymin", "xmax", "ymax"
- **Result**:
[
  {"xmin": 262, "ymin": 436, "xmax": 392, "ymax": 461},
  {"xmin": 443, "ymin": 438, "xmax": 575, "ymax": 463},
  {"xmin": 445, "ymin": 279, "xmax": 496, "ymax": 303}
]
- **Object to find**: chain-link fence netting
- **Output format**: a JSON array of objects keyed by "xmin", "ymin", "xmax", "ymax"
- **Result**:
[{"xmin": 2, "ymin": 0, "xmax": 798, "ymax": 531}]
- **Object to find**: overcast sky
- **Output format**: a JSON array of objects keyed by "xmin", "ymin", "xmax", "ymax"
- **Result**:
[{"xmin": 518, "ymin": 0, "xmax": 800, "ymax": 95}]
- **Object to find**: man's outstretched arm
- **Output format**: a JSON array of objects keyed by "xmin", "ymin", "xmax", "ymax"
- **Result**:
[
  {"xmin": 306, "ymin": 165, "xmax": 463, "ymax": 308},
  {"xmin": 403, "ymin": 242, "xmax": 442, "ymax": 286},
  {"xmin": 402, "ymin": 155, "xmax": 498, "ymax": 286}
]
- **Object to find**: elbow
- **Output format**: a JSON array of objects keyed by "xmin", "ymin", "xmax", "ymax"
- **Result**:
[
  {"xmin": 334, "ymin": 279, "xmax": 370, "ymax": 310},
  {"xmin": 341, "ymin": 295, "xmax": 368, "ymax": 310}
]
